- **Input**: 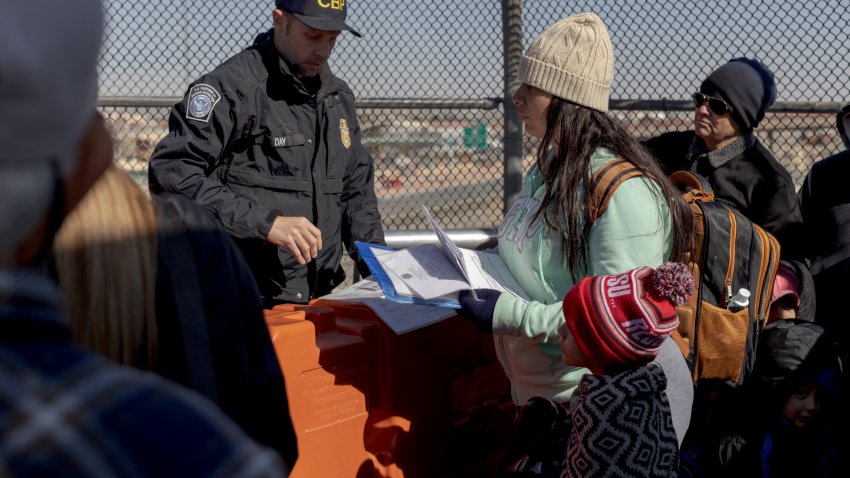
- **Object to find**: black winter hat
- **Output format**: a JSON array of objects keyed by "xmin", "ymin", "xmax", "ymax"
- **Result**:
[
  {"xmin": 700, "ymin": 57, "xmax": 777, "ymax": 132},
  {"xmin": 753, "ymin": 319, "xmax": 841, "ymax": 394}
]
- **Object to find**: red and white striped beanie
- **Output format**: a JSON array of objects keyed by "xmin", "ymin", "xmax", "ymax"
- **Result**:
[{"xmin": 562, "ymin": 263, "xmax": 693, "ymax": 374}]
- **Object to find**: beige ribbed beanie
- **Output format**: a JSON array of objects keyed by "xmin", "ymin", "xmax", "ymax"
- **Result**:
[{"xmin": 519, "ymin": 12, "xmax": 613, "ymax": 112}]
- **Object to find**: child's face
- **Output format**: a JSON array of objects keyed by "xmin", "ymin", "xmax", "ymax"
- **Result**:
[
  {"xmin": 557, "ymin": 322, "xmax": 587, "ymax": 367},
  {"xmin": 768, "ymin": 295, "xmax": 798, "ymax": 322},
  {"xmin": 782, "ymin": 380, "xmax": 822, "ymax": 428}
]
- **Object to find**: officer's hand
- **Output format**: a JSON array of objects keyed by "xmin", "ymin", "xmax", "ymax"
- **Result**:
[{"xmin": 267, "ymin": 216, "xmax": 323, "ymax": 265}]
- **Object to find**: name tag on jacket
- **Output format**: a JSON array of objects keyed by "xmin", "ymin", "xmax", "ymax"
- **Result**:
[{"xmin": 256, "ymin": 134, "xmax": 306, "ymax": 148}]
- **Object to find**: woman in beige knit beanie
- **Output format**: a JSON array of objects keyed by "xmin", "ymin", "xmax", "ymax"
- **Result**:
[{"xmin": 457, "ymin": 11, "xmax": 696, "ymax": 451}]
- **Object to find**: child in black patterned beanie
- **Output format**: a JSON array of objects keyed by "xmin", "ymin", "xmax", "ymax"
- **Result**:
[{"xmin": 500, "ymin": 263, "xmax": 693, "ymax": 478}]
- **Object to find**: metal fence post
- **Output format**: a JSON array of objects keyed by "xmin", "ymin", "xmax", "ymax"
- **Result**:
[{"xmin": 502, "ymin": 0, "xmax": 523, "ymax": 214}]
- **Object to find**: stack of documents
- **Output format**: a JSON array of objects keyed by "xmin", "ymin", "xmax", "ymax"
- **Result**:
[
  {"xmin": 354, "ymin": 206, "xmax": 529, "ymax": 308},
  {"xmin": 321, "ymin": 207, "xmax": 530, "ymax": 335},
  {"xmin": 319, "ymin": 277, "xmax": 458, "ymax": 335}
]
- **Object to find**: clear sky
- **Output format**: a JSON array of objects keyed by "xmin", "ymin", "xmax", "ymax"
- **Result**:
[{"xmin": 99, "ymin": 0, "xmax": 850, "ymax": 103}]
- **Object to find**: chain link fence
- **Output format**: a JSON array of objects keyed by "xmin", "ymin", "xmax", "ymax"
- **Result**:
[{"xmin": 99, "ymin": 0, "xmax": 850, "ymax": 232}]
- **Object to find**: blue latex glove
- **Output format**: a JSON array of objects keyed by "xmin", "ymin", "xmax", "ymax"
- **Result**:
[{"xmin": 457, "ymin": 289, "xmax": 501, "ymax": 333}]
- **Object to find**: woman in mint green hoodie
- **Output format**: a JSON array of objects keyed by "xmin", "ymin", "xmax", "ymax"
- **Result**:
[{"xmin": 458, "ymin": 12, "xmax": 695, "ymax": 445}]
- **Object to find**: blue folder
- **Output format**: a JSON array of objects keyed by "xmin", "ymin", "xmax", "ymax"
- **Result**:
[{"xmin": 355, "ymin": 241, "xmax": 462, "ymax": 309}]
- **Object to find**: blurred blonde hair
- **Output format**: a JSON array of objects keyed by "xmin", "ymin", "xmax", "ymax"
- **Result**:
[{"xmin": 53, "ymin": 164, "xmax": 158, "ymax": 369}]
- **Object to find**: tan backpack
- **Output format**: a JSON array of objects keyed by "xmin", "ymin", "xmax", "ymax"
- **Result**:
[{"xmin": 591, "ymin": 161, "xmax": 780, "ymax": 386}]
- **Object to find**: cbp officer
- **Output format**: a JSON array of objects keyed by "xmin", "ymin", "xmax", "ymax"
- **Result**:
[{"xmin": 149, "ymin": 0, "xmax": 385, "ymax": 305}]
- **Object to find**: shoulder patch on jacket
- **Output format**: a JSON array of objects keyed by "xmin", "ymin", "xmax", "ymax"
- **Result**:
[{"xmin": 186, "ymin": 84, "xmax": 222, "ymax": 123}]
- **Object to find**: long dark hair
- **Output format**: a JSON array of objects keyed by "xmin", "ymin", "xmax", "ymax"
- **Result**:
[{"xmin": 532, "ymin": 97, "xmax": 693, "ymax": 282}]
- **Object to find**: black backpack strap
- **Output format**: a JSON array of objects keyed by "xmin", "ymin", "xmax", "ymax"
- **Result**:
[
  {"xmin": 158, "ymin": 216, "xmax": 219, "ymax": 403},
  {"xmin": 590, "ymin": 158, "xmax": 645, "ymax": 223}
]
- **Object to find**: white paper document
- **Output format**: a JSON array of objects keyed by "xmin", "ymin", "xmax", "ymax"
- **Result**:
[
  {"xmin": 320, "ymin": 276, "xmax": 385, "ymax": 301},
  {"xmin": 422, "ymin": 206, "xmax": 471, "ymax": 283},
  {"xmin": 360, "ymin": 298, "xmax": 457, "ymax": 335},
  {"xmin": 458, "ymin": 248, "xmax": 530, "ymax": 300},
  {"xmin": 376, "ymin": 243, "xmax": 470, "ymax": 300},
  {"xmin": 318, "ymin": 277, "xmax": 457, "ymax": 334}
]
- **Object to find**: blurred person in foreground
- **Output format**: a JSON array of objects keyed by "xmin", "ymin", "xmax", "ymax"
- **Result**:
[
  {"xmin": 149, "ymin": 0, "xmax": 384, "ymax": 306},
  {"xmin": 799, "ymin": 102, "xmax": 850, "ymax": 357},
  {"xmin": 52, "ymin": 165, "xmax": 298, "ymax": 467},
  {"xmin": 645, "ymin": 58, "xmax": 804, "ymax": 260},
  {"xmin": 0, "ymin": 1, "xmax": 287, "ymax": 475}
]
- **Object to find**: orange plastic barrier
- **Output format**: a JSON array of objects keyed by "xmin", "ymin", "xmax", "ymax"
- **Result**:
[{"xmin": 265, "ymin": 300, "xmax": 516, "ymax": 478}]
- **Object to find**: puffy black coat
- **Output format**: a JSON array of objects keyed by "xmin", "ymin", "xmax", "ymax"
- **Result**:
[
  {"xmin": 645, "ymin": 131, "xmax": 804, "ymax": 260},
  {"xmin": 799, "ymin": 103, "xmax": 850, "ymax": 349}
]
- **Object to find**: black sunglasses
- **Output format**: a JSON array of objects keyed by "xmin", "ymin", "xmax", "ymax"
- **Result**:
[{"xmin": 692, "ymin": 92, "xmax": 732, "ymax": 116}]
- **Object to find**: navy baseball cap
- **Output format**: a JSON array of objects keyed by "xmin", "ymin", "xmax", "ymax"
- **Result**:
[{"xmin": 276, "ymin": 0, "xmax": 361, "ymax": 37}]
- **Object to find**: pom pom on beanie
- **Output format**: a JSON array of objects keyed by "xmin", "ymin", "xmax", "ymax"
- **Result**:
[{"xmin": 650, "ymin": 262, "xmax": 694, "ymax": 308}]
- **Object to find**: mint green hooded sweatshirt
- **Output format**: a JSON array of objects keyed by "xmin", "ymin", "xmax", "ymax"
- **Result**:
[{"xmin": 493, "ymin": 148, "xmax": 672, "ymax": 404}]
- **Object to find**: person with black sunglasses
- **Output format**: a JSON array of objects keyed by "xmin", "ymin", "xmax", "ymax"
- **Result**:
[{"xmin": 645, "ymin": 58, "xmax": 804, "ymax": 261}]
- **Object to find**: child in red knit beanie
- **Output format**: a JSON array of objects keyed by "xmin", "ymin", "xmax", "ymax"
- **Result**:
[
  {"xmin": 559, "ymin": 262, "xmax": 692, "ymax": 375},
  {"xmin": 501, "ymin": 263, "xmax": 693, "ymax": 477},
  {"xmin": 558, "ymin": 262, "xmax": 693, "ymax": 477}
]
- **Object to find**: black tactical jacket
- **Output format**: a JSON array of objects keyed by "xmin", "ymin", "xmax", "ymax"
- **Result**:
[{"xmin": 150, "ymin": 30, "xmax": 384, "ymax": 304}]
